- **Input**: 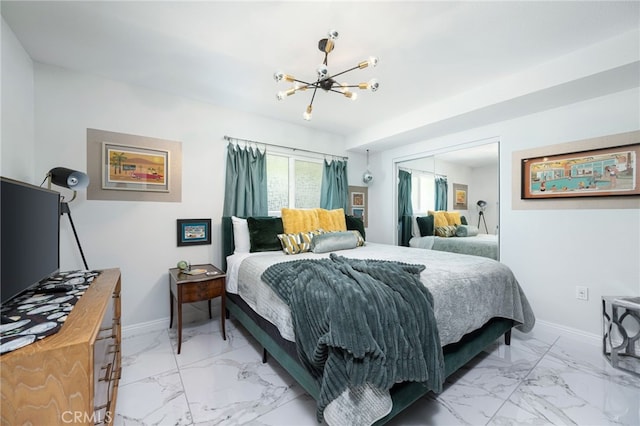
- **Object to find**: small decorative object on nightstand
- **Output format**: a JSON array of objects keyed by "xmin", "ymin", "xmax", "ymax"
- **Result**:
[
  {"xmin": 602, "ymin": 296, "xmax": 640, "ymax": 377},
  {"xmin": 169, "ymin": 263, "xmax": 226, "ymax": 354}
]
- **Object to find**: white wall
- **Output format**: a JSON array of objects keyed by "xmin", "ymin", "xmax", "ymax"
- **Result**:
[
  {"xmin": 1, "ymin": 17, "xmax": 34, "ymax": 180},
  {"xmin": 23, "ymin": 63, "xmax": 360, "ymax": 328},
  {"xmin": 367, "ymin": 88, "xmax": 640, "ymax": 339}
]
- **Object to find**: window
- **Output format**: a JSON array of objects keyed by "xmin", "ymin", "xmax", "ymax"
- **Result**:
[
  {"xmin": 411, "ymin": 172, "xmax": 435, "ymax": 213},
  {"xmin": 267, "ymin": 153, "xmax": 323, "ymax": 214}
]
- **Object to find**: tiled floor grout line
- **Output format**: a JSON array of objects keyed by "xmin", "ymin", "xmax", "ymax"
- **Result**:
[{"xmin": 484, "ymin": 335, "xmax": 561, "ymax": 425}]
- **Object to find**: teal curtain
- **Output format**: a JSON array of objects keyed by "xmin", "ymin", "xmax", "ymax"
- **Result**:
[
  {"xmin": 223, "ymin": 144, "xmax": 268, "ymax": 217},
  {"xmin": 435, "ymin": 175, "xmax": 448, "ymax": 211},
  {"xmin": 320, "ymin": 159, "xmax": 348, "ymax": 210},
  {"xmin": 398, "ymin": 169, "xmax": 413, "ymax": 246}
]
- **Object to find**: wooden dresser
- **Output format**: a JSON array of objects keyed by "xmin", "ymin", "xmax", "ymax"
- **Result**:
[{"xmin": 1, "ymin": 268, "xmax": 121, "ymax": 425}]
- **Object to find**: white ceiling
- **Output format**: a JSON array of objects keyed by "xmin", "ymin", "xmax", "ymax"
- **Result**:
[{"xmin": 2, "ymin": 1, "xmax": 639, "ymax": 154}]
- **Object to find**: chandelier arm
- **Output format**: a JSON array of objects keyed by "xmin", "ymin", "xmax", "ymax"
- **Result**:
[
  {"xmin": 309, "ymin": 85, "xmax": 319, "ymax": 106},
  {"xmin": 328, "ymin": 65, "xmax": 361, "ymax": 80},
  {"xmin": 291, "ymin": 78, "xmax": 314, "ymax": 86}
]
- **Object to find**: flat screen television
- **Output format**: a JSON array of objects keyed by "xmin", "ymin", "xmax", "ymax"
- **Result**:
[{"xmin": 1, "ymin": 177, "xmax": 60, "ymax": 304}]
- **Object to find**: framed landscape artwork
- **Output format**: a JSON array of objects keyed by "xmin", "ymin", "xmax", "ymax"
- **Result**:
[
  {"xmin": 521, "ymin": 143, "xmax": 639, "ymax": 199},
  {"xmin": 102, "ymin": 142, "xmax": 170, "ymax": 192}
]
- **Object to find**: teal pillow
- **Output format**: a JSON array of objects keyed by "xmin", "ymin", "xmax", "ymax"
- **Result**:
[
  {"xmin": 455, "ymin": 224, "xmax": 479, "ymax": 237},
  {"xmin": 311, "ymin": 231, "xmax": 364, "ymax": 253},
  {"xmin": 345, "ymin": 215, "xmax": 366, "ymax": 240},
  {"xmin": 416, "ymin": 215, "xmax": 435, "ymax": 237},
  {"xmin": 247, "ymin": 217, "xmax": 284, "ymax": 252}
]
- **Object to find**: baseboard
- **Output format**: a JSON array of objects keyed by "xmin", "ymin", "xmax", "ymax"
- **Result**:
[
  {"xmin": 122, "ymin": 317, "xmax": 170, "ymax": 339},
  {"xmin": 121, "ymin": 316, "xmax": 602, "ymax": 347},
  {"xmin": 529, "ymin": 319, "xmax": 601, "ymax": 347}
]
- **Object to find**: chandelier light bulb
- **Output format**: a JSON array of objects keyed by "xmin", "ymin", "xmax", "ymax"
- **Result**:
[
  {"xmin": 317, "ymin": 65, "xmax": 329, "ymax": 79},
  {"xmin": 274, "ymin": 71, "xmax": 284, "ymax": 82},
  {"xmin": 327, "ymin": 29, "xmax": 339, "ymax": 40},
  {"xmin": 368, "ymin": 78, "xmax": 379, "ymax": 92},
  {"xmin": 276, "ymin": 91, "xmax": 286, "ymax": 101},
  {"xmin": 303, "ymin": 105, "xmax": 313, "ymax": 121},
  {"xmin": 368, "ymin": 56, "xmax": 379, "ymax": 67}
]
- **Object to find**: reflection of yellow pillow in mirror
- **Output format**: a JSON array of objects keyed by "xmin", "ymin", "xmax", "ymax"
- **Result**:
[
  {"xmin": 315, "ymin": 208, "xmax": 347, "ymax": 232},
  {"xmin": 281, "ymin": 208, "xmax": 320, "ymax": 234},
  {"xmin": 428, "ymin": 210, "xmax": 449, "ymax": 228},
  {"xmin": 444, "ymin": 211, "xmax": 462, "ymax": 226}
]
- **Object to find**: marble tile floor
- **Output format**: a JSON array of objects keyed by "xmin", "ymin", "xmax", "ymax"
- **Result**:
[{"xmin": 115, "ymin": 304, "xmax": 640, "ymax": 426}]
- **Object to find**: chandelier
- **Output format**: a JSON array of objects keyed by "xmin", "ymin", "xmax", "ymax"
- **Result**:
[{"xmin": 274, "ymin": 30, "xmax": 379, "ymax": 121}]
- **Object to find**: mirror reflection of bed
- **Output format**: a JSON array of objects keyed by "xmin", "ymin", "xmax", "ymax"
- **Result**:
[{"xmin": 397, "ymin": 142, "xmax": 500, "ymax": 260}]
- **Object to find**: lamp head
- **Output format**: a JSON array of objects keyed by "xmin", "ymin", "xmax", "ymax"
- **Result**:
[
  {"xmin": 48, "ymin": 167, "xmax": 89, "ymax": 190},
  {"xmin": 477, "ymin": 200, "xmax": 487, "ymax": 211}
]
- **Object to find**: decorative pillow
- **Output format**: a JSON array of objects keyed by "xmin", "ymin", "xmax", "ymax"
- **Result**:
[
  {"xmin": 444, "ymin": 211, "xmax": 462, "ymax": 226},
  {"xmin": 315, "ymin": 208, "xmax": 347, "ymax": 232},
  {"xmin": 246, "ymin": 217, "xmax": 284, "ymax": 252},
  {"xmin": 416, "ymin": 215, "xmax": 435, "ymax": 237},
  {"xmin": 277, "ymin": 229, "xmax": 324, "ymax": 255},
  {"xmin": 455, "ymin": 224, "xmax": 479, "ymax": 237},
  {"xmin": 281, "ymin": 208, "xmax": 320, "ymax": 234},
  {"xmin": 345, "ymin": 215, "xmax": 366, "ymax": 240},
  {"xmin": 461, "ymin": 215, "xmax": 468, "ymax": 226},
  {"xmin": 231, "ymin": 216, "xmax": 251, "ymax": 253},
  {"xmin": 311, "ymin": 230, "xmax": 365, "ymax": 253},
  {"xmin": 435, "ymin": 225, "xmax": 457, "ymax": 237},
  {"xmin": 428, "ymin": 210, "xmax": 449, "ymax": 228}
]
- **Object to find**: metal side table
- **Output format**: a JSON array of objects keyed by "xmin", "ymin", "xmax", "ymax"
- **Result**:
[{"xmin": 602, "ymin": 296, "xmax": 640, "ymax": 377}]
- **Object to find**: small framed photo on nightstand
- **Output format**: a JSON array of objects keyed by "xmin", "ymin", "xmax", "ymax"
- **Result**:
[{"xmin": 177, "ymin": 218, "xmax": 211, "ymax": 246}]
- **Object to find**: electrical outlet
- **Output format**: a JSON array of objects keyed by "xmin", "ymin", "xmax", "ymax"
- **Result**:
[{"xmin": 576, "ymin": 286, "xmax": 589, "ymax": 301}]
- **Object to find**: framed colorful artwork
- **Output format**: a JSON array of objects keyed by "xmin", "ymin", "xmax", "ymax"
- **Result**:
[
  {"xmin": 521, "ymin": 143, "xmax": 639, "ymax": 199},
  {"xmin": 453, "ymin": 183, "xmax": 468, "ymax": 210},
  {"xmin": 177, "ymin": 219, "xmax": 211, "ymax": 246}
]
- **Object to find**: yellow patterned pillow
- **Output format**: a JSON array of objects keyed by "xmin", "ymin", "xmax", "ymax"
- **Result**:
[
  {"xmin": 444, "ymin": 211, "xmax": 462, "ymax": 226},
  {"xmin": 281, "ymin": 208, "xmax": 320, "ymax": 234},
  {"xmin": 277, "ymin": 230, "xmax": 324, "ymax": 255},
  {"xmin": 428, "ymin": 210, "xmax": 449, "ymax": 228},
  {"xmin": 315, "ymin": 208, "xmax": 347, "ymax": 232}
]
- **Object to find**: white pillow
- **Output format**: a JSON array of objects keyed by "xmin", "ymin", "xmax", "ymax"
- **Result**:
[{"xmin": 231, "ymin": 216, "xmax": 251, "ymax": 253}]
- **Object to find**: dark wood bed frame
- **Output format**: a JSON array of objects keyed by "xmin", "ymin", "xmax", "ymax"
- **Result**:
[{"xmin": 221, "ymin": 217, "xmax": 513, "ymax": 425}]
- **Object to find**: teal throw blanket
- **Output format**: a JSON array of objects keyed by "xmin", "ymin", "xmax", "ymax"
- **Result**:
[{"xmin": 261, "ymin": 253, "xmax": 445, "ymax": 421}]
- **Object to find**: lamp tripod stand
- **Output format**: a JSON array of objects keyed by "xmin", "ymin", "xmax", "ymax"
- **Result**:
[
  {"xmin": 477, "ymin": 210, "xmax": 489, "ymax": 234},
  {"xmin": 46, "ymin": 167, "xmax": 90, "ymax": 270},
  {"xmin": 60, "ymin": 200, "xmax": 88, "ymax": 270}
]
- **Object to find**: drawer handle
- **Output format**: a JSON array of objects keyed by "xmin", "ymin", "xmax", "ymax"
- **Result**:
[
  {"xmin": 96, "ymin": 333, "xmax": 115, "ymax": 341},
  {"xmin": 112, "ymin": 367, "xmax": 122, "ymax": 381},
  {"xmin": 100, "ymin": 363, "xmax": 112, "ymax": 382}
]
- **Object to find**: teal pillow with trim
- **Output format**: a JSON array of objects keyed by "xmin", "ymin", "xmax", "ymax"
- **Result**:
[{"xmin": 247, "ymin": 217, "xmax": 284, "ymax": 252}]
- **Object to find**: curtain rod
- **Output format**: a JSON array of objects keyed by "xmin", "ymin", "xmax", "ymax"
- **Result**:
[{"xmin": 224, "ymin": 135, "xmax": 348, "ymax": 161}]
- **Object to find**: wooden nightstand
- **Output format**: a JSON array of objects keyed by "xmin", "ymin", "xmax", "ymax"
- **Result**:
[{"xmin": 169, "ymin": 263, "xmax": 226, "ymax": 354}]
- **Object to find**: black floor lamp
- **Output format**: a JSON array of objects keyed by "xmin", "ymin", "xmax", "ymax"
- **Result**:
[
  {"xmin": 476, "ymin": 200, "xmax": 489, "ymax": 234},
  {"xmin": 47, "ymin": 167, "xmax": 90, "ymax": 270}
]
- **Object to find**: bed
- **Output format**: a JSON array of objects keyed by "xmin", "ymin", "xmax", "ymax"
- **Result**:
[
  {"xmin": 221, "ymin": 215, "xmax": 534, "ymax": 425},
  {"xmin": 409, "ymin": 234, "xmax": 499, "ymax": 260},
  {"xmin": 408, "ymin": 212, "xmax": 499, "ymax": 260}
]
